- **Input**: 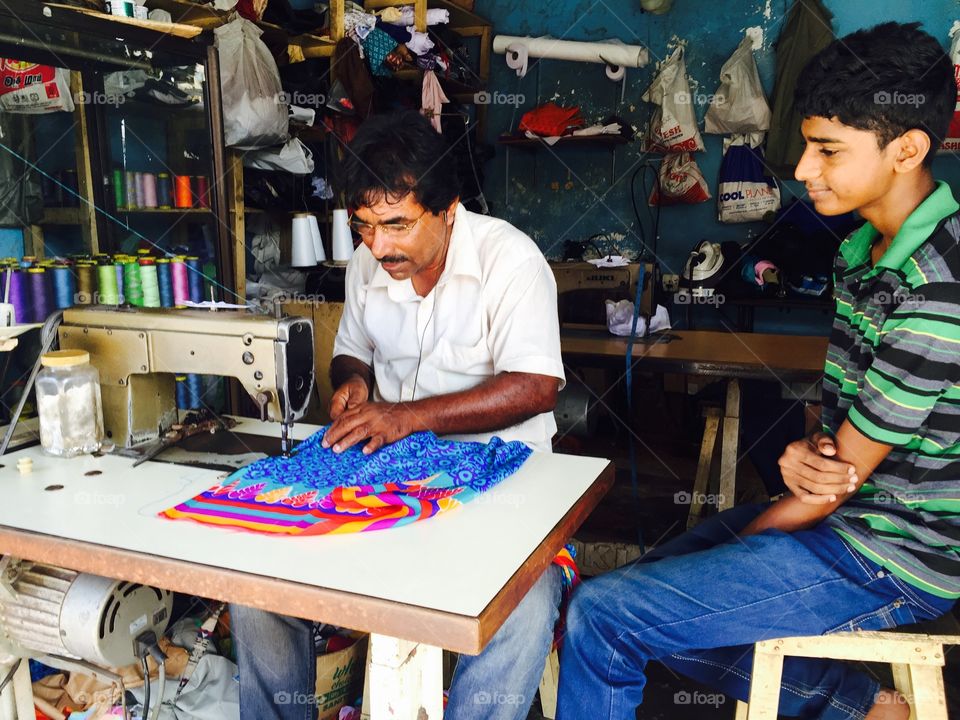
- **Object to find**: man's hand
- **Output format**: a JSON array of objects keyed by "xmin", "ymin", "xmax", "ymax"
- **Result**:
[
  {"xmin": 328, "ymin": 375, "xmax": 371, "ymax": 420},
  {"xmin": 779, "ymin": 432, "xmax": 858, "ymax": 504},
  {"xmin": 322, "ymin": 402, "xmax": 417, "ymax": 455}
]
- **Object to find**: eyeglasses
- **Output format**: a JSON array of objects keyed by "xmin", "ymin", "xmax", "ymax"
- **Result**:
[{"xmin": 349, "ymin": 209, "xmax": 428, "ymax": 238}]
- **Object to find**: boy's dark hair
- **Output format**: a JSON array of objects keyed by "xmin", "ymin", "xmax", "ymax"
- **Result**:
[
  {"xmin": 341, "ymin": 111, "xmax": 460, "ymax": 213},
  {"xmin": 795, "ymin": 22, "xmax": 955, "ymax": 166}
]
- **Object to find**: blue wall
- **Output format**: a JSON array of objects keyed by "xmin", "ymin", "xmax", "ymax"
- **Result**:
[{"xmin": 473, "ymin": 0, "xmax": 960, "ymax": 332}]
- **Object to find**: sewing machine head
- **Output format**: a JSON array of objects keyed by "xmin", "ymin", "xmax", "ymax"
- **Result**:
[
  {"xmin": 550, "ymin": 261, "xmax": 654, "ymax": 328},
  {"xmin": 58, "ymin": 307, "xmax": 315, "ymax": 449}
]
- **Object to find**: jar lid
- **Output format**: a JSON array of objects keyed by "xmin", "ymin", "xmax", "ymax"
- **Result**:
[{"xmin": 41, "ymin": 349, "xmax": 90, "ymax": 367}]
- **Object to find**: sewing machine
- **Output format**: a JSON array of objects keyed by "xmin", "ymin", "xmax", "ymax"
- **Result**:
[
  {"xmin": 57, "ymin": 307, "xmax": 315, "ymax": 453},
  {"xmin": 550, "ymin": 261, "xmax": 654, "ymax": 328}
]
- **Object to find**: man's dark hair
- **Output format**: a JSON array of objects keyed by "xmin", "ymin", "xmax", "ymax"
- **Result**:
[
  {"xmin": 341, "ymin": 111, "xmax": 460, "ymax": 213},
  {"xmin": 795, "ymin": 22, "xmax": 956, "ymax": 165}
]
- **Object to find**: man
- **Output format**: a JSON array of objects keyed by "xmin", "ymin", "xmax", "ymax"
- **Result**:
[
  {"xmin": 557, "ymin": 22, "xmax": 959, "ymax": 720},
  {"xmin": 231, "ymin": 110, "xmax": 566, "ymax": 720}
]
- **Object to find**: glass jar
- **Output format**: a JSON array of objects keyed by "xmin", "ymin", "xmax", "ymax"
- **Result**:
[{"xmin": 36, "ymin": 349, "xmax": 104, "ymax": 457}]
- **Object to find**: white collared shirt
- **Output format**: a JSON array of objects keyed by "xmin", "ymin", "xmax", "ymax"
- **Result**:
[{"xmin": 333, "ymin": 204, "xmax": 565, "ymax": 452}]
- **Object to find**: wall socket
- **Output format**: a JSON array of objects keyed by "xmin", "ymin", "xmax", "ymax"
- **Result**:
[{"xmin": 661, "ymin": 274, "xmax": 679, "ymax": 292}]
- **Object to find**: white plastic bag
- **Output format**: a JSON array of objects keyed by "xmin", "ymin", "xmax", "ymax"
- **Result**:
[
  {"xmin": 0, "ymin": 61, "xmax": 74, "ymax": 113},
  {"xmin": 717, "ymin": 134, "xmax": 780, "ymax": 223},
  {"xmin": 642, "ymin": 47, "xmax": 704, "ymax": 153},
  {"xmin": 705, "ymin": 36, "xmax": 771, "ymax": 134},
  {"xmin": 243, "ymin": 137, "xmax": 315, "ymax": 173},
  {"xmin": 215, "ymin": 18, "xmax": 289, "ymax": 149},
  {"xmin": 941, "ymin": 21, "xmax": 960, "ymax": 153},
  {"xmin": 648, "ymin": 152, "xmax": 711, "ymax": 206}
]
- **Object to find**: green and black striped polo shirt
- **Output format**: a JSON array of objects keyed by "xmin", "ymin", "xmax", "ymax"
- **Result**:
[{"xmin": 822, "ymin": 180, "xmax": 960, "ymax": 599}]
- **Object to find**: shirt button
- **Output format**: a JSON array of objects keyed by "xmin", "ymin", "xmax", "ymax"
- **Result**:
[{"xmin": 877, "ymin": 571, "xmax": 885, "ymax": 578}]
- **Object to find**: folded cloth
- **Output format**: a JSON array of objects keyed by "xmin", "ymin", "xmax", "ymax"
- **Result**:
[
  {"xmin": 375, "ymin": 18, "xmax": 411, "ymax": 44},
  {"xmin": 405, "ymin": 26, "xmax": 435, "ymax": 55},
  {"xmin": 381, "ymin": 5, "xmax": 449, "ymax": 25},
  {"xmin": 518, "ymin": 102, "xmax": 584, "ymax": 137},
  {"xmin": 605, "ymin": 301, "xmax": 671, "ymax": 337},
  {"xmin": 360, "ymin": 26, "xmax": 399, "ymax": 76},
  {"xmin": 161, "ymin": 429, "xmax": 532, "ymax": 535}
]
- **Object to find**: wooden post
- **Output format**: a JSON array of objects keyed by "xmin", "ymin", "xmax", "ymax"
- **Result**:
[
  {"xmin": 688, "ymin": 407, "xmax": 719, "ymax": 528},
  {"xmin": 366, "ymin": 634, "xmax": 443, "ymax": 720},
  {"xmin": 70, "ymin": 72, "xmax": 99, "ymax": 255},
  {"xmin": 538, "ymin": 649, "xmax": 560, "ymax": 719},
  {"xmin": 718, "ymin": 378, "xmax": 741, "ymax": 512},
  {"xmin": 745, "ymin": 640, "xmax": 784, "ymax": 719}
]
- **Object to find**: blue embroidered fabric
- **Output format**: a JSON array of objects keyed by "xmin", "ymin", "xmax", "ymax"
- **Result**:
[{"xmin": 239, "ymin": 427, "xmax": 532, "ymax": 493}]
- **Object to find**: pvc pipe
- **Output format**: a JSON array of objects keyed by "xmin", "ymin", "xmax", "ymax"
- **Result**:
[{"xmin": 493, "ymin": 35, "xmax": 649, "ymax": 69}]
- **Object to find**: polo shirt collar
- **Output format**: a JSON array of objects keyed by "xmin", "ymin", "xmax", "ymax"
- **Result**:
[
  {"xmin": 368, "ymin": 203, "xmax": 482, "ymax": 292},
  {"xmin": 840, "ymin": 181, "xmax": 959, "ymax": 277}
]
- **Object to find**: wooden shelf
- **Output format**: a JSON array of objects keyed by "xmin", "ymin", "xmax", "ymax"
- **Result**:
[
  {"xmin": 498, "ymin": 134, "xmax": 631, "ymax": 148},
  {"xmin": 119, "ymin": 207, "xmax": 212, "ymax": 213}
]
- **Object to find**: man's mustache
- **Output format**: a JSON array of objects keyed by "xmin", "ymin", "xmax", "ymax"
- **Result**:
[{"xmin": 378, "ymin": 256, "xmax": 409, "ymax": 264}]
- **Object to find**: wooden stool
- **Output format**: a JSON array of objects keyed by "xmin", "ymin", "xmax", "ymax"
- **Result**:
[{"xmin": 736, "ymin": 631, "xmax": 958, "ymax": 719}]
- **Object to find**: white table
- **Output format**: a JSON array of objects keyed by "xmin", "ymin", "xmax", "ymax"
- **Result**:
[{"xmin": 0, "ymin": 418, "xmax": 613, "ymax": 719}]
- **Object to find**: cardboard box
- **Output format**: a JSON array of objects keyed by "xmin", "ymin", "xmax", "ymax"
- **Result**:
[{"xmin": 315, "ymin": 636, "xmax": 367, "ymax": 720}]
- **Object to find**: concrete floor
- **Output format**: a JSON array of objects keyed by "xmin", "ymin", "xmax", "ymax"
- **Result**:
[{"xmin": 533, "ymin": 382, "xmax": 960, "ymax": 719}]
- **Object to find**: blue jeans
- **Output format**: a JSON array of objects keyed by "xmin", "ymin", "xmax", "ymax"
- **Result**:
[
  {"xmin": 557, "ymin": 504, "xmax": 956, "ymax": 720},
  {"xmin": 231, "ymin": 564, "xmax": 562, "ymax": 720}
]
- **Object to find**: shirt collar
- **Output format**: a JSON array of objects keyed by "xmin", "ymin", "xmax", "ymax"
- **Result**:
[
  {"xmin": 368, "ymin": 203, "xmax": 481, "ymax": 292},
  {"xmin": 840, "ymin": 181, "xmax": 959, "ymax": 276}
]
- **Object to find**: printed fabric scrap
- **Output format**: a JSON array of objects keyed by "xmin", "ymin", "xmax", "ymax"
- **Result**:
[{"xmin": 160, "ymin": 428, "xmax": 531, "ymax": 536}]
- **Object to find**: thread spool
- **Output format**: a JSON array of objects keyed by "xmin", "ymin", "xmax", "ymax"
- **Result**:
[
  {"xmin": 157, "ymin": 173, "xmax": 172, "ymax": 208},
  {"xmin": 174, "ymin": 175, "xmax": 192, "ymax": 208},
  {"xmin": 195, "ymin": 175, "xmax": 210, "ymax": 208},
  {"xmin": 156, "ymin": 258, "xmax": 174, "ymax": 307},
  {"xmin": 134, "ymin": 172, "xmax": 146, "ymax": 208},
  {"xmin": 331, "ymin": 208, "xmax": 354, "ymax": 262},
  {"xmin": 142, "ymin": 172, "xmax": 158, "ymax": 208},
  {"xmin": 27, "ymin": 267, "xmax": 52, "ymax": 323},
  {"xmin": 139, "ymin": 259, "xmax": 160, "ymax": 308},
  {"xmin": 186, "ymin": 373, "xmax": 203, "ymax": 408},
  {"xmin": 114, "ymin": 260, "xmax": 125, "ymax": 304},
  {"xmin": 122, "ymin": 259, "xmax": 144, "ymax": 307},
  {"xmin": 125, "ymin": 172, "xmax": 137, "ymax": 209},
  {"xmin": 291, "ymin": 213, "xmax": 319, "ymax": 267},
  {"xmin": 185, "ymin": 256, "xmax": 203, "ymax": 302},
  {"xmin": 170, "ymin": 257, "xmax": 189, "ymax": 305},
  {"xmin": 51, "ymin": 263, "xmax": 76, "ymax": 310},
  {"xmin": 112, "ymin": 169, "xmax": 125, "ymax": 209},
  {"xmin": 96, "ymin": 263, "xmax": 119, "ymax": 305},
  {"xmin": 7, "ymin": 268, "xmax": 25, "ymax": 324},
  {"xmin": 175, "ymin": 375, "xmax": 188, "ymax": 409},
  {"xmin": 75, "ymin": 263, "xmax": 95, "ymax": 304}
]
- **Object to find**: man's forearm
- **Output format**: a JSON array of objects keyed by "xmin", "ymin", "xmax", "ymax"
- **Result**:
[
  {"xmin": 741, "ymin": 495, "xmax": 841, "ymax": 536},
  {"xmin": 330, "ymin": 354, "xmax": 374, "ymax": 391},
  {"xmin": 399, "ymin": 372, "xmax": 559, "ymax": 438}
]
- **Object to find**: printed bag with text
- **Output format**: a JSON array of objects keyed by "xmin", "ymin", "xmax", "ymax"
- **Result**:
[
  {"xmin": 643, "ymin": 47, "xmax": 704, "ymax": 153},
  {"xmin": 0, "ymin": 60, "xmax": 74, "ymax": 114},
  {"xmin": 717, "ymin": 134, "xmax": 780, "ymax": 223},
  {"xmin": 942, "ymin": 21, "xmax": 960, "ymax": 153},
  {"xmin": 649, "ymin": 152, "xmax": 711, "ymax": 206}
]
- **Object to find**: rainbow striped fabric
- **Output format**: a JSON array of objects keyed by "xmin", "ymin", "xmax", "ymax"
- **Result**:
[{"xmin": 160, "ymin": 428, "xmax": 531, "ymax": 535}]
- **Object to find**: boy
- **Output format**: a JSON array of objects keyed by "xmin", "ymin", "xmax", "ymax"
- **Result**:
[{"xmin": 557, "ymin": 22, "xmax": 960, "ymax": 720}]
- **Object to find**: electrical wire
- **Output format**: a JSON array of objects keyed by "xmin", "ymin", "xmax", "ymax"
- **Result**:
[
  {"xmin": 150, "ymin": 664, "xmax": 165, "ymax": 720},
  {"xmin": 140, "ymin": 656, "xmax": 150, "ymax": 720}
]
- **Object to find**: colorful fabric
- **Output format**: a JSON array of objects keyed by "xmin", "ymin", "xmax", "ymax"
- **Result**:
[
  {"xmin": 552, "ymin": 543, "xmax": 580, "ymax": 650},
  {"xmin": 160, "ymin": 428, "xmax": 531, "ymax": 536},
  {"xmin": 360, "ymin": 27, "xmax": 398, "ymax": 77}
]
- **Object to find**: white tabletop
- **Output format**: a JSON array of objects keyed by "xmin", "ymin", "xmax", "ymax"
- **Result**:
[{"xmin": 0, "ymin": 418, "xmax": 610, "ymax": 621}]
